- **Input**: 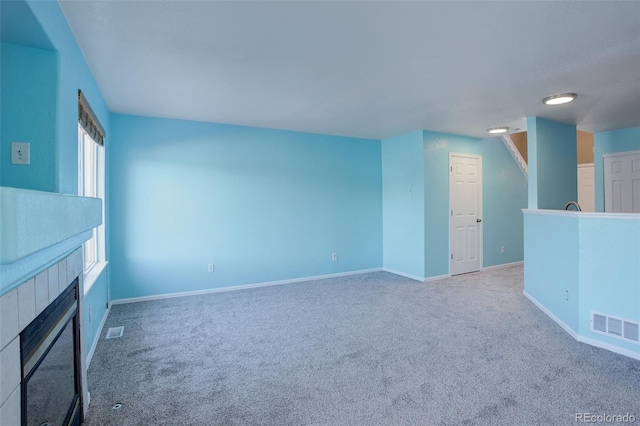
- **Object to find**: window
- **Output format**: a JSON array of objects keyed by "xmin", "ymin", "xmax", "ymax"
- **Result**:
[
  {"xmin": 77, "ymin": 90, "xmax": 106, "ymax": 283},
  {"xmin": 78, "ymin": 125, "xmax": 103, "ymax": 272}
]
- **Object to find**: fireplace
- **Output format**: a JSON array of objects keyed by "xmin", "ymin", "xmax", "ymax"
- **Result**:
[
  {"xmin": 1, "ymin": 188, "xmax": 101, "ymax": 424},
  {"xmin": 20, "ymin": 278, "xmax": 82, "ymax": 426},
  {"xmin": 0, "ymin": 249, "xmax": 89, "ymax": 425}
]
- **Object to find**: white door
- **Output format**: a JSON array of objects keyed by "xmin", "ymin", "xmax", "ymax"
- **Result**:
[
  {"xmin": 577, "ymin": 164, "xmax": 595, "ymax": 212},
  {"xmin": 449, "ymin": 154, "xmax": 482, "ymax": 275},
  {"xmin": 604, "ymin": 151, "xmax": 640, "ymax": 213}
]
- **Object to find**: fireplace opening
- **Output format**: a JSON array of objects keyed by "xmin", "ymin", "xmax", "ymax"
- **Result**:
[{"xmin": 20, "ymin": 278, "xmax": 82, "ymax": 426}]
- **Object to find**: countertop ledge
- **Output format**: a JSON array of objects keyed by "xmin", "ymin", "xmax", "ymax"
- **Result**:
[{"xmin": 522, "ymin": 209, "xmax": 640, "ymax": 220}]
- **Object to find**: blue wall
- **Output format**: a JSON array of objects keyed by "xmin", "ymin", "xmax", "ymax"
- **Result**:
[
  {"xmin": 527, "ymin": 117, "xmax": 577, "ymax": 209},
  {"xmin": 524, "ymin": 210, "xmax": 640, "ymax": 358},
  {"xmin": 423, "ymin": 131, "xmax": 481, "ymax": 277},
  {"xmin": 381, "ymin": 131, "xmax": 425, "ymax": 279},
  {"xmin": 108, "ymin": 114, "xmax": 382, "ymax": 300},
  {"xmin": 5, "ymin": 0, "xmax": 111, "ymax": 362},
  {"xmin": 0, "ymin": 43, "xmax": 57, "ymax": 191},
  {"xmin": 594, "ymin": 126, "xmax": 640, "ymax": 212},
  {"xmin": 479, "ymin": 136, "xmax": 528, "ymax": 267},
  {"xmin": 26, "ymin": 0, "xmax": 110, "ymax": 195},
  {"xmin": 83, "ymin": 268, "xmax": 109, "ymax": 361},
  {"xmin": 578, "ymin": 217, "xmax": 640, "ymax": 354},
  {"xmin": 381, "ymin": 130, "xmax": 527, "ymax": 280},
  {"xmin": 423, "ymin": 131, "xmax": 526, "ymax": 277},
  {"xmin": 523, "ymin": 212, "xmax": 579, "ymax": 331}
]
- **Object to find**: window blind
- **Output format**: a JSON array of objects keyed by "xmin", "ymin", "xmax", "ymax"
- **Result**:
[{"xmin": 78, "ymin": 90, "xmax": 105, "ymax": 145}]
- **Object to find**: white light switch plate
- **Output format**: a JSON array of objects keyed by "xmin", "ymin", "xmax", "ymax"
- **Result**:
[{"xmin": 11, "ymin": 142, "xmax": 30, "ymax": 165}]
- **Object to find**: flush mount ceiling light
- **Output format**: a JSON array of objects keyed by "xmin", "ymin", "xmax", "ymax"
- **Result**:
[
  {"xmin": 542, "ymin": 93, "xmax": 577, "ymax": 105},
  {"xmin": 487, "ymin": 126, "xmax": 509, "ymax": 134}
]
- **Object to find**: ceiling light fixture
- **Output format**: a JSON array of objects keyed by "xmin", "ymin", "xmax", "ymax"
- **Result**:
[
  {"xmin": 487, "ymin": 126, "xmax": 509, "ymax": 134},
  {"xmin": 542, "ymin": 93, "xmax": 577, "ymax": 105}
]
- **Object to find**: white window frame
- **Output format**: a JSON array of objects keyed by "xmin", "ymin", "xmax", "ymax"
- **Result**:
[{"xmin": 78, "ymin": 124, "xmax": 106, "ymax": 290}]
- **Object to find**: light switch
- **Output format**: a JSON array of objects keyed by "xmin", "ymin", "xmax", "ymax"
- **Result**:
[{"xmin": 11, "ymin": 142, "xmax": 30, "ymax": 165}]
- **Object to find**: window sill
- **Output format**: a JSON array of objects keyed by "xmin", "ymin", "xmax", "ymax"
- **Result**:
[{"xmin": 83, "ymin": 261, "xmax": 108, "ymax": 295}]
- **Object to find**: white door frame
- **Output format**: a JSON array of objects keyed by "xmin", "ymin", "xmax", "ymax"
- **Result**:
[
  {"xmin": 603, "ymin": 150, "xmax": 640, "ymax": 213},
  {"xmin": 449, "ymin": 153, "xmax": 483, "ymax": 275}
]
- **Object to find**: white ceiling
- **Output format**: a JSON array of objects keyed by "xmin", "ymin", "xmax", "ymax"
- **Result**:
[{"xmin": 58, "ymin": 1, "xmax": 640, "ymax": 140}]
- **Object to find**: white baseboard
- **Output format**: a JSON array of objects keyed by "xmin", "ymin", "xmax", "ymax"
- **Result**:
[
  {"xmin": 482, "ymin": 260, "xmax": 524, "ymax": 271},
  {"xmin": 522, "ymin": 290, "xmax": 578, "ymax": 339},
  {"xmin": 111, "ymin": 268, "xmax": 383, "ymax": 305},
  {"xmin": 523, "ymin": 291, "xmax": 640, "ymax": 361},
  {"xmin": 382, "ymin": 268, "xmax": 451, "ymax": 283},
  {"xmin": 577, "ymin": 335, "xmax": 640, "ymax": 360},
  {"xmin": 424, "ymin": 274, "xmax": 451, "ymax": 282},
  {"xmin": 382, "ymin": 268, "xmax": 426, "ymax": 282},
  {"xmin": 86, "ymin": 304, "xmax": 110, "ymax": 367}
]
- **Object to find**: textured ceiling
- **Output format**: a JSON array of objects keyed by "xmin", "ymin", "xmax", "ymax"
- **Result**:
[{"xmin": 59, "ymin": 1, "xmax": 640, "ymax": 140}]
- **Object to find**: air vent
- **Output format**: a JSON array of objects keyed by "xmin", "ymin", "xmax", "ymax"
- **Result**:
[
  {"xmin": 608, "ymin": 318, "xmax": 622, "ymax": 336},
  {"xmin": 593, "ymin": 314, "xmax": 607, "ymax": 332},
  {"xmin": 591, "ymin": 312, "xmax": 640, "ymax": 344},
  {"xmin": 106, "ymin": 326, "xmax": 124, "ymax": 339},
  {"xmin": 624, "ymin": 322, "xmax": 639, "ymax": 342}
]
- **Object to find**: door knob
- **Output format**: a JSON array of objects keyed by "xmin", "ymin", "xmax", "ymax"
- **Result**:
[{"xmin": 476, "ymin": 218, "xmax": 482, "ymax": 223}]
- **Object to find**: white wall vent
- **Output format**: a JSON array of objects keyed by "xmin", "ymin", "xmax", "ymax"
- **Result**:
[
  {"xmin": 593, "ymin": 314, "xmax": 607, "ymax": 332},
  {"xmin": 608, "ymin": 317, "xmax": 622, "ymax": 336},
  {"xmin": 106, "ymin": 326, "xmax": 124, "ymax": 339},
  {"xmin": 591, "ymin": 312, "xmax": 640, "ymax": 344},
  {"xmin": 623, "ymin": 321, "xmax": 639, "ymax": 342}
]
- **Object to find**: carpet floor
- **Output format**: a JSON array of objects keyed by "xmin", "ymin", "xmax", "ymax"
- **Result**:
[{"xmin": 84, "ymin": 265, "xmax": 640, "ymax": 425}]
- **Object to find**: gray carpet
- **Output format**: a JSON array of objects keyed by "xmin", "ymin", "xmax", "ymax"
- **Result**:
[{"xmin": 84, "ymin": 265, "xmax": 640, "ymax": 425}]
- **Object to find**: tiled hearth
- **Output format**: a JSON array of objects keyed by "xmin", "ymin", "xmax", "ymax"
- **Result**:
[{"xmin": 0, "ymin": 248, "xmax": 86, "ymax": 425}]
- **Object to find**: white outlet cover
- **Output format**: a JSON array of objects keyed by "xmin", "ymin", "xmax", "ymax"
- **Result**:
[{"xmin": 11, "ymin": 142, "xmax": 30, "ymax": 165}]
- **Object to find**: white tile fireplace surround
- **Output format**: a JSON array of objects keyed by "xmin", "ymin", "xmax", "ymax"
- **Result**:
[
  {"xmin": 0, "ymin": 249, "xmax": 85, "ymax": 425},
  {"xmin": 0, "ymin": 187, "xmax": 102, "ymax": 425}
]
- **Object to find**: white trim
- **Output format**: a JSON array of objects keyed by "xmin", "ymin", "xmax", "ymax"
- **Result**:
[
  {"xmin": 577, "ymin": 163, "xmax": 594, "ymax": 168},
  {"xmin": 522, "ymin": 291, "xmax": 578, "ymax": 339},
  {"xmin": 524, "ymin": 291, "xmax": 640, "ymax": 360},
  {"xmin": 83, "ymin": 261, "xmax": 108, "ymax": 294},
  {"xmin": 424, "ymin": 274, "xmax": 451, "ymax": 282},
  {"xmin": 482, "ymin": 261, "xmax": 524, "ymax": 271},
  {"xmin": 501, "ymin": 134, "xmax": 528, "ymax": 178},
  {"xmin": 110, "ymin": 268, "xmax": 383, "ymax": 305},
  {"xmin": 522, "ymin": 209, "xmax": 640, "ymax": 220},
  {"xmin": 86, "ymin": 304, "xmax": 110, "ymax": 367},
  {"xmin": 382, "ymin": 268, "xmax": 426, "ymax": 282},
  {"xmin": 576, "ymin": 335, "xmax": 640, "ymax": 361},
  {"xmin": 603, "ymin": 149, "xmax": 640, "ymax": 159}
]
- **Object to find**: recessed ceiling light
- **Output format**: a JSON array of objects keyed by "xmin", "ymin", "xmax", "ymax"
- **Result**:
[
  {"xmin": 487, "ymin": 126, "xmax": 509, "ymax": 134},
  {"xmin": 542, "ymin": 93, "xmax": 577, "ymax": 105}
]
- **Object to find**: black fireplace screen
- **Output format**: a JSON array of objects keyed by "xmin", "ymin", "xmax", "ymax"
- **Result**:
[{"xmin": 20, "ymin": 278, "xmax": 82, "ymax": 426}]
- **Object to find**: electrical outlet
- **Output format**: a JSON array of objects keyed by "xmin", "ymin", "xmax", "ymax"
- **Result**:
[
  {"xmin": 332, "ymin": 253, "xmax": 338, "ymax": 261},
  {"xmin": 208, "ymin": 263, "xmax": 215, "ymax": 273},
  {"xmin": 89, "ymin": 306, "xmax": 93, "ymax": 323},
  {"xmin": 501, "ymin": 246, "xmax": 505, "ymax": 254},
  {"xmin": 11, "ymin": 142, "xmax": 30, "ymax": 165},
  {"xmin": 565, "ymin": 290, "xmax": 569, "ymax": 301}
]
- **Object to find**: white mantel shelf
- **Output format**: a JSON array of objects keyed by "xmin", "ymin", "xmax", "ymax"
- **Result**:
[{"xmin": 0, "ymin": 186, "xmax": 102, "ymax": 296}]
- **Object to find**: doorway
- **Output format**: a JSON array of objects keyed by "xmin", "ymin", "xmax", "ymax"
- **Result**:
[
  {"xmin": 604, "ymin": 150, "xmax": 640, "ymax": 213},
  {"xmin": 449, "ymin": 153, "xmax": 483, "ymax": 275},
  {"xmin": 577, "ymin": 163, "xmax": 595, "ymax": 212}
]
